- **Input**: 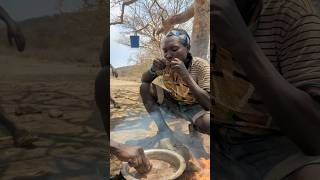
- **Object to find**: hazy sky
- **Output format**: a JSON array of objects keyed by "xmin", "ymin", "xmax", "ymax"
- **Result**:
[
  {"xmin": 110, "ymin": 7, "xmax": 139, "ymax": 68},
  {"xmin": 110, "ymin": 26, "xmax": 139, "ymax": 68},
  {"xmin": 1, "ymin": 0, "xmax": 137, "ymax": 68},
  {"xmin": 0, "ymin": 0, "xmax": 81, "ymax": 21}
]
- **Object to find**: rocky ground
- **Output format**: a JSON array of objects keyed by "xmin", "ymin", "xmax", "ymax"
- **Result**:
[{"xmin": 0, "ymin": 54, "xmax": 107, "ymax": 180}]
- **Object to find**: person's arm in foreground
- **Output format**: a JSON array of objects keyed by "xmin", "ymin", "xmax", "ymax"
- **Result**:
[
  {"xmin": 110, "ymin": 140, "xmax": 151, "ymax": 173},
  {"xmin": 110, "ymin": 64, "xmax": 118, "ymax": 78},
  {"xmin": 212, "ymin": 0, "xmax": 320, "ymax": 155},
  {"xmin": 0, "ymin": 6, "xmax": 25, "ymax": 52}
]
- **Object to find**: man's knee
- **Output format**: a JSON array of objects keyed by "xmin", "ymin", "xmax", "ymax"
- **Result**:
[
  {"xmin": 194, "ymin": 113, "xmax": 210, "ymax": 134},
  {"xmin": 283, "ymin": 164, "xmax": 320, "ymax": 180}
]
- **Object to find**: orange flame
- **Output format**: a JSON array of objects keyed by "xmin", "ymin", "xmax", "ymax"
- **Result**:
[{"xmin": 190, "ymin": 158, "xmax": 210, "ymax": 180}]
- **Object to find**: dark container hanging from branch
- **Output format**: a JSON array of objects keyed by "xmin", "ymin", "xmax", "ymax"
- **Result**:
[{"xmin": 130, "ymin": 32, "xmax": 139, "ymax": 48}]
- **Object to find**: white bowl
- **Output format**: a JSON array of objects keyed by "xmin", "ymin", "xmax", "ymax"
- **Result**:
[{"xmin": 121, "ymin": 149, "xmax": 186, "ymax": 180}]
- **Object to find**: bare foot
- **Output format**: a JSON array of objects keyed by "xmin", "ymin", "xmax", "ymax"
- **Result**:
[
  {"xmin": 113, "ymin": 103, "xmax": 121, "ymax": 109},
  {"xmin": 13, "ymin": 129, "xmax": 38, "ymax": 148}
]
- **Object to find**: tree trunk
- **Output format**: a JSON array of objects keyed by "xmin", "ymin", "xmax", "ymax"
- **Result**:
[
  {"xmin": 190, "ymin": 0, "xmax": 209, "ymax": 60},
  {"xmin": 157, "ymin": 0, "xmax": 210, "ymax": 60}
]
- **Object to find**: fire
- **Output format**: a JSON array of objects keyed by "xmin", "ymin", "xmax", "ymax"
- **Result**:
[{"xmin": 189, "ymin": 158, "xmax": 210, "ymax": 180}]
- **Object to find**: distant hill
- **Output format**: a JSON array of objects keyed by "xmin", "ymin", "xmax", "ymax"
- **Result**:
[
  {"xmin": 115, "ymin": 63, "xmax": 150, "ymax": 82},
  {"xmin": 0, "ymin": 9, "xmax": 107, "ymax": 65},
  {"xmin": 313, "ymin": 0, "xmax": 320, "ymax": 13}
]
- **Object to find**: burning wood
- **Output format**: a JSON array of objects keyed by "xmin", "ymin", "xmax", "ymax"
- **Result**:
[
  {"xmin": 192, "ymin": 158, "xmax": 210, "ymax": 180},
  {"xmin": 189, "ymin": 158, "xmax": 210, "ymax": 180}
]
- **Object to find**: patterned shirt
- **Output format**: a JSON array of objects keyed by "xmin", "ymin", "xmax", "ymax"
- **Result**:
[
  {"xmin": 213, "ymin": 0, "xmax": 320, "ymax": 134},
  {"xmin": 154, "ymin": 56, "xmax": 210, "ymax": 104}
]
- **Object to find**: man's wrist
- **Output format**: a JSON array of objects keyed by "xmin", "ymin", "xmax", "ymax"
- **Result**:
[
  {"xmin": 149, "ymin": 64, "xmax": 157, "ymax": 77},
  {"xmin": 182, "ymin": 72, "xmax": 193, "ymax": 85}
]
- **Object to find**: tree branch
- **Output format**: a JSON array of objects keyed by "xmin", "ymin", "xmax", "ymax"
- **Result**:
[
  {"xmin": 110, "ymin": 0, "xmax": 138, "ymax": 25},
  {"xmin": 154, "ymin": 0, "xmax": 169, "ymax": 18},
  {"xmin": 156, "ymin": 2, "xmax": 194, "ymax": 34}
]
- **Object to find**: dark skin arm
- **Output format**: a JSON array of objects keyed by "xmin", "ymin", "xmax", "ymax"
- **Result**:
[
  {"xmin": 141, "ymin": 69, "xmax": 156, "ymax": 84},
  {"xmin": 96, "ymin": 41, "xmax": 152, "ymax": 172},
  {"xmin": 141, "ymin": 62, "xmax": 171, "ymax": 132},
  {"xmin": 170, "ymin": 58, "xmax": 211, "ymax": 110},
  {"xmin": 141, "ymin": 57, "xmax": 210, "ymax": 134},
  {"xmin": 212, "ymin": 0, "xmax": 320, "ymax": 155},
  {"xmin": 141, "ymin": 57, "xmax": 210, "ymax": 111},
  {"xmin": 110, "ymin": 64, "xmax": 118, "ymax": 78},
  {"xmin": 141, "ymin": 57, "xmax": 166, "ymax": 83},
  {"xmin": 0, "ymin": 6, "xmax": 25, "ymax": 52},
  {"xmin": 110, "ymin": 140, "xmax": 151, "ymax": 173},
  {"xmin": 0, "ymin": 6, "xmax": 11, "ymax": 22}
]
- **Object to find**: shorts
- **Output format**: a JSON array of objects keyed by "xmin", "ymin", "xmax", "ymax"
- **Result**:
[
  {"xmin": 152, "ymin": 83, "xmax": 208, "ymax": 124},
  {"xmin": 213, "ymin": 126, "xmax": 320, "ymax": 180}
]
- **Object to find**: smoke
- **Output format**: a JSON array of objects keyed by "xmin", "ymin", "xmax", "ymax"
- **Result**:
[{"xmin": 111, "ymin": 107, "xmax": 210, "ymax": 160}]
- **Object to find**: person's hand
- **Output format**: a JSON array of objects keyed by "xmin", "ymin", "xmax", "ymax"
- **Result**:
[
  {"xmin": 211, "ymin": 0, "xmax": 253, "ymax": 52},
  {"xmin": 114, "ymin": 144, "xmax": 151, "ymax": 173},
  {"xmin": 6, "ymin": 21, "xmax": 25, "ymax": 52},
  {"xmin": 169, "ymin": 58, "xmax": 189, "ymax": 81},
  {"xmin": 152, "ymin": 58, "xmax": 166, "ymax": 71},
  {"xmin": 112, "ymin": 69, "xmax": 118, "ymax": 78}
]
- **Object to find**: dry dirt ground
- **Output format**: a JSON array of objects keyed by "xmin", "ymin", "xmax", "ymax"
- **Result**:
[
  {"xmin": 0, "ymin": 54, "xmax": 107, "ymax": 179},
  {"xmin": 110, "ymin": 79, "xmax": 210, "ymax": 179},
  {"xmin": 0, "ymin": 53, "xmax": 210, "ymax": 179}
]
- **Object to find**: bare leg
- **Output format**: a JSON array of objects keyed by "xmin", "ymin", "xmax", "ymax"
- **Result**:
[
  {"xmin": 283, "ymin": 164, "xmax": 320, "ymax": 180},
  {"xmin": 194, "ymin": 113, "xmax": 210, "ymax": 135},
  {"xmin": 110, "ymin": 96, "xmax": 120, "ymax": 108},
  {"xmin": 0, "ymin": 111, "xmax": 37, "ymax": 147},
  {"xmin": 0, "ymin": 112, "xmax": 16, "ymax": 135},
  {"xmin": 140, "ymin": 82, "xmax": 170, "ymax": 132},
  {"xmin": 95, "ymin": 68, "xmax": 109, "ymax": 134}
]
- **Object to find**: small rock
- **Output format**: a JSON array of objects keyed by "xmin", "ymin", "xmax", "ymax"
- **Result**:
[
  {"xmin": 48, "ymin": 110, "xmax": 63, "ymax": 118},
  {"xmin": 15, "ymin": 105, "xmax": 42, "ymax": 116}
]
